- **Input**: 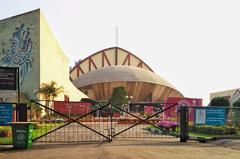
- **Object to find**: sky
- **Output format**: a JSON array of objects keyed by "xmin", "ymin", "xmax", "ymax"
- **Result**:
[{"xmin": 0, "ymin": 0, "xmax": 240, "ymax": 105}]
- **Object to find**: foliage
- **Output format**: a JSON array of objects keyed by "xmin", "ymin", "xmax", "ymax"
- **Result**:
[
  {"xmin": 109, "ymin": 86, "xmax": 128, "ymax": 106},
  {"xmin": 35, "ymin": 81, "xmax": 64, "ymax": 101},
  {"xmin": 35, "ymin": 81, "xmax": 64, "ymax": 115},
  {"xmin": 0, "ymin": 127, "xmax": 11, "ymax": 137},
  {"xmin": 157, "ymin": 120, "xmax": 177, "ymax": 131},
  {"xmin": 158, "ymin": 121, "xmax": 177, "ymax": 128},
  {"xmin": 27, "ymin": 101, "xmax": 43, "ymax": 113},
  {"xmin": 233, "ymin": 101, "xmax": 240, "ymax": 107},
  {"xmin": 32, "ymin": 123, "xmax": 41, "ymax": 129},
  {"xmin": 144, "ymin": 113, "xmax": 153, "ymax": 118},
  {"xmin": 189, "ymin": 125, "xmax": 237, "ymax": 135},
  {"xmin": 210, "ymin": 97, "xmax": 230, "ymax": 107}
]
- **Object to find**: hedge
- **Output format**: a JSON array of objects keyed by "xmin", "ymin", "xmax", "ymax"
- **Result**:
[{"xmin": 189, "ymin": 125, "xmax": 238, "ymax": 135}]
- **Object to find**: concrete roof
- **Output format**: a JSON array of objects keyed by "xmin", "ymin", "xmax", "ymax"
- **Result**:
[{"xmin": 72, "ymin": 65, "xmax": 179, "ymax": 91}]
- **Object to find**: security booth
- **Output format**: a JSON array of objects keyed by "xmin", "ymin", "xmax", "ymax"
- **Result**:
[{"xmin": 9, "ymin": 122, "xmax": 34, "ymax": 149}]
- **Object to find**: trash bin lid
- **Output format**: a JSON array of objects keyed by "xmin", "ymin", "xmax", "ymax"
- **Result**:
[{"xmin": 8, "ymin": 122, "xmax": 36, "ymax": 125}]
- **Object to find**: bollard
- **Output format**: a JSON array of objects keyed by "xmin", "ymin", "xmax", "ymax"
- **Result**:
[{"xmin": 180, "ymin": 106, "xmax": 188, "ymax": 142}]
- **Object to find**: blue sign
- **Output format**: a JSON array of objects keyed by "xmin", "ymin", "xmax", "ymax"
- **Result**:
[
  {"xmin": 195, "ymin": 108, "xmax": 225, "ymax": 125},
  {"xmin": 0, "ymin": 104, "xmax": 13, "ymax": 125}
]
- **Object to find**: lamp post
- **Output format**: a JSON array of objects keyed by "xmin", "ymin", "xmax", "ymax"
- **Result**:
[
  {"xmin": 135, "ymin": 105, "xmax": 139, "ymax": 114},
  {"xmin": 126, "ymin": 95, "xmax": 133, "ymax": 113}
]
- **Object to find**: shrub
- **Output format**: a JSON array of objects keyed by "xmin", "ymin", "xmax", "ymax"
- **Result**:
[
  {"xmin": 189, "ymin": 125, "xmax": 238, "ymax": 135},
  {"xmin": 0, "ymin": 127, "xmax": 11, "ymax": 137},
  {"xmin": 210, "ymin": 97, "xmax": 230, "ymax": 107},
  {"xmin": 157, "ymin": 120, "xmax": 177, "ymax": 131},
  {"xmin": 32, "ymin": 123, "xmax": 41, "ymax": 129}
]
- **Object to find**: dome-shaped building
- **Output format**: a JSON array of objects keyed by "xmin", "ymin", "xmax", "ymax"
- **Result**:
[{"xmin": 70, "ymin": 47, "xmax": 183, "ymax": 102}]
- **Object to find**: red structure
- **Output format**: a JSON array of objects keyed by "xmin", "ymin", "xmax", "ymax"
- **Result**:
[
  {"xmin": 164, "ymin": 97, "xmax": 202, "ymax": 121},
  {"xmin": 54, "ymin": 101, "xmax": 92, "ymax": 116}
]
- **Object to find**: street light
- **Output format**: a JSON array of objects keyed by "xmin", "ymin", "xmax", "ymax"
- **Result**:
[
  {"xmin": 135, "ymin": 105, "xmax": 140, "ymax": 114},
  {"xmin": 126, "ymin": 95, "xmax": 133, "ymax": 112}
]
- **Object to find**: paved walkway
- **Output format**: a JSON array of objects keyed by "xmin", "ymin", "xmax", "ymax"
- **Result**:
[{"xmin": 1, "ymin": 138, "xmax": 240, "ymax": 159}]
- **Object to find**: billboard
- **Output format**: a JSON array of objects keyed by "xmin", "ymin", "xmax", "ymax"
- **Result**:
[{"xmin": 164, "ymin": 97, "xmax": 203, "ymax": 121}]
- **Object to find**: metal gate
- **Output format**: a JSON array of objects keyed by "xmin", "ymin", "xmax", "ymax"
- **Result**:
[
  {"xmin": 29, "ymin": 100, "xmax": 179, "ymax": 143},
  {"xmin": 111, "ymin": 103, "xmax": 179, "ymax": 139}
]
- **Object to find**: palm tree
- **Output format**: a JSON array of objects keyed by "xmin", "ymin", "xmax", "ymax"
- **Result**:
[{"xmin": 35, "ymin": 81, "xmax": 64, "ymax": 116}]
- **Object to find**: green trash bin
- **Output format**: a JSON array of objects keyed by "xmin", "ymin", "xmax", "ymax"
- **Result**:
[{"xmin": 10, "ymin": 122, "xmax": 34, "ymax": 149}]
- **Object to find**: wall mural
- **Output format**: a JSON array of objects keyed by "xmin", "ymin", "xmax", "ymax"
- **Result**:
[{"xmin": 1, "ymin": 23, "xmax": 34, "ymax": 88}]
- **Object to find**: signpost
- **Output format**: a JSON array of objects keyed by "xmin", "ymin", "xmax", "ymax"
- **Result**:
[
  {"xmin": 0, "ymin": 103, "xmax": 13, "ymax": 125},
  {"xmin": 195, "ymin": 107, "xmax": 226, "ymax": 125}
]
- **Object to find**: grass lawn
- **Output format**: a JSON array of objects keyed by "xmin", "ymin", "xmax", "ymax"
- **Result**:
[
  {"xmin": 32, "ymin": 123, "xmax": 64, "ymax": 140},
  {"xmin": 0, "ymin": 123, "xmax": 64, "ymax": 145},
  {"xmin": 188, "ymin": 132, "xmax": 215, "ymax": 139}
]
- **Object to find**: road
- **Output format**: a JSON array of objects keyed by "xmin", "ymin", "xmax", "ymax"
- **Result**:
[{"xmin": 1, "ymin": 138, "xmax": 240, "ymax": 159}]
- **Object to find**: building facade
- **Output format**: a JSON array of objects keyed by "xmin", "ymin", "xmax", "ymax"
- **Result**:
[
  {"xmin": 0, "ymin": 9, "xmax": 87, "ymax": 102},
  {"xmin": 71, "ymin": 47, "xmax": 183, "ymax": 102}
]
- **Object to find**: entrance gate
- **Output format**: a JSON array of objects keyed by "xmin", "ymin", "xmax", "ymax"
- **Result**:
[{"xmin": 29, "ymin": 100, "xmax": 179, "ymax": 143}]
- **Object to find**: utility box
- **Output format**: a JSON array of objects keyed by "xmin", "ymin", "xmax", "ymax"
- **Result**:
[{"xmin": 10, "ymin": 122, "xmax": 34, "ymax": 149}]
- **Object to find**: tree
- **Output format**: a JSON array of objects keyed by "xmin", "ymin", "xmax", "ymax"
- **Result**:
[
  {"xmin": 109, "ymin": 86, "xmax": 128, "ymax": 106},
  {"xmin": 210, "ymin": 97, "xmax": 230, "ymax": 119},
  {"xmin": 233, "ymin": 101, "xmax": 240, "ymax": 108},
  {"xmin": 35, "ymin": 81, "xmax": 64, "ymax": 116},
  {"xmin": 210, "ymin": 97, "xmax": 230, "ymax": 107}
]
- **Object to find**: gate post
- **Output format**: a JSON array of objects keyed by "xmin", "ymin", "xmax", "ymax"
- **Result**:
[
  {"xmin": 180, "ymin": 106, "xmax": 188, "ymax": 142},
  {"xmin": 16, "ymin": 103, "xmax": 27, "ymax": 122}
]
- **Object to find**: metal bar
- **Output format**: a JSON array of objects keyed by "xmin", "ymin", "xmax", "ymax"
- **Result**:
[
  {"xmin": 112, "ymin": 104, "xmax": 160, "ymax": 129},
  {"xmin": 31, "ymin": 100, "xmax": 112, "ymax": 142},
  {"xmin": 180, "ymin": 106, "xmax": 188, "ymax": 142},
  {"xmin": 110, "ymin": 104, "xmax": 113, "ymax": 141},
  {"xmin": 17, "ymin": 68, "xmax": 20, "ymax": 104},
  {"xmin": 115, "ymin": 47, "xmax": 118, "ymax": 65},
  {"xmin": 112, "ymin": 103, "xmax": 178, "ymax": 137}
]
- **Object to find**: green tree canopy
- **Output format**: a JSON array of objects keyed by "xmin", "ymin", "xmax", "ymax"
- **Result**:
[
  {"xmin": 109, "ymin": 86, "xmax": 128, "ymax": 106},
  {"xmin": 233, "ymin": 101, "xmax": 240, "ymax": 107},
  {"xmin": 35, "ymin": 81, "xmax": 64, "ymax": 116},
  {"xmin": 210, "ymin": 97, "xmax": 230, "ymax": 107},
  {"xmin": 35, "ymin": 81, "xmax": 64, "ymax": 101}
]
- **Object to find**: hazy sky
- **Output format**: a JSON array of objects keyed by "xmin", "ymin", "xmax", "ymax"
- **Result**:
[{"xmin": 1, "ymin": 0, "xmax": 240, "ymax": 104}]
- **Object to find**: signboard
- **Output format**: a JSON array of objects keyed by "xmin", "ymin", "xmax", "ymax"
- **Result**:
[
  {"xmin": 0, "ymin": 103, "xmax": 13, "ymax": 125},
  {"xmin": 195, "ymin": 108, "xmax": 225, "ymax": 125},
  {"xmin": 0, "ymin": 67, "xmax": 17, "ymax": 90},
  {"xmin": 164, "ymin": 97, "xmax": 203, "ymax": 121}
]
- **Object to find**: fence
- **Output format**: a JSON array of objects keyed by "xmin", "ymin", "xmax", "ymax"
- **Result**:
[
  {"xmin": 3, "ymin": 101, "xmax": 240, "ymax": 145},
  {"xmin": 187, "ymin": 106, "xmax": 240, "ymax": 141}
]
